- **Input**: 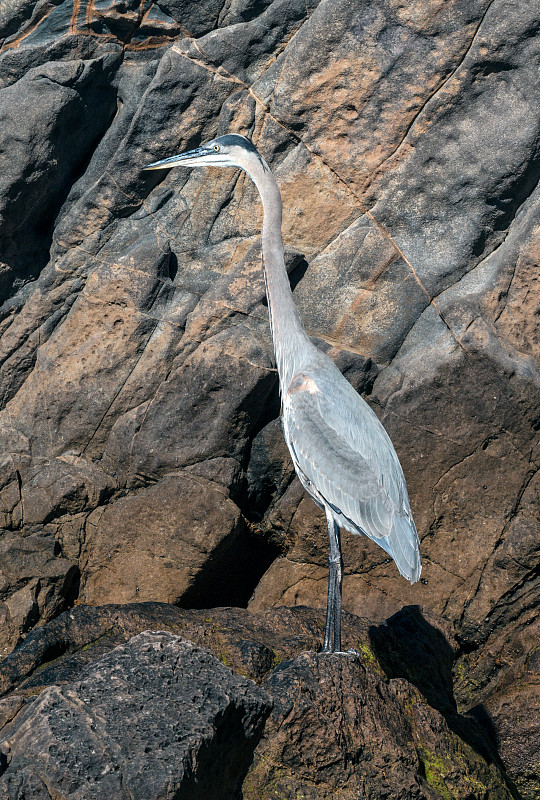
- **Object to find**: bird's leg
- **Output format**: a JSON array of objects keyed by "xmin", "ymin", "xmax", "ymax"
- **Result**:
[
  {"xmin": 322, "ymin": 510, "xmax": 343, "ymax": 653},
  {"xmin": 322, "ymin": 575, "xmax": 335, "ymax": 653},
  {"xmin": 332, "ymin": 523, "xmax": 342, "ymax": 651}
]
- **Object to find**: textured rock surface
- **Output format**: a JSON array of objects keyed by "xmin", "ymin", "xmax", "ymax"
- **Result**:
[
  {"xmin": 0, "ymin": 604, "xmax": 515, "ymax": 799},
  {"xmin": 245, "ymin": 652, "xmax": 512, "ymax": 800},
  {"xmin": 0, "ymin": 603, "xmax": 368, "ymax": 696},
  {"xmin": 0, "ymin": 631, "xmax": 271, "ymax": 799},
  {"xmin": 0, "ymin": 0, "xmax": 539, "ymax": 795}
]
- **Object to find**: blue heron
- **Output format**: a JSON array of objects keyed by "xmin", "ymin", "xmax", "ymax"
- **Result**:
[{"xmin": 144, "ymin": 134, "xmax": 421, "ymax": 652}]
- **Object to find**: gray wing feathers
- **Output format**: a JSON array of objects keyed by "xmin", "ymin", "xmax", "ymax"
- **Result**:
[{"xmin": 283, "ymin": 364, "xmax": 421, "ymax": 583}]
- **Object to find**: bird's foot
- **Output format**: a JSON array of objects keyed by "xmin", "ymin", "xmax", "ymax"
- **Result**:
[{"xmin": 319, "ymin": 648, "xmax": 359, "ymax": 657}]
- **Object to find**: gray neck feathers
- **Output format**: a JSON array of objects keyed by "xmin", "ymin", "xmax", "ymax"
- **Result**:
[{"xmin": 247, "ymin": 155, "xmax": 313, "ymax": 390}]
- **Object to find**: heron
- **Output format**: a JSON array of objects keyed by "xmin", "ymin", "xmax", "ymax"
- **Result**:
[{"xmin": 144, "ymin": 134, "xmax": 421, "ymax": 653}]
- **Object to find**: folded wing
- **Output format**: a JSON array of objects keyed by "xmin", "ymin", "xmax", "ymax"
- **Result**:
[{"xmin": 283, "ymin": 364, "xmax": 421, "ymax": 583}]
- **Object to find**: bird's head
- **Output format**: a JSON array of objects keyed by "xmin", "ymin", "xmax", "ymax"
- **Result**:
[{"xmin": 143, "ymin": 133, "xmax": 266, "ymax": 175}]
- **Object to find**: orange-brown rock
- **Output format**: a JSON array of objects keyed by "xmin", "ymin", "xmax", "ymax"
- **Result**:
[{"xmin": 80, "ymin": 472, "xmax": 251, "ymax": 607}]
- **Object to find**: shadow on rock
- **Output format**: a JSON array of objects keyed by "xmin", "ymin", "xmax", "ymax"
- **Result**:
[
  {"xmin": 177, "ymin": 525, "xmax": 282, "ymax": 609},
  {"xmin": 369, "ymin": 605, "xmax": 519, "ymax": 797}
]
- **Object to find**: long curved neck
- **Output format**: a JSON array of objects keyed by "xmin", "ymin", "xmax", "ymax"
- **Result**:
[{"xmin": 247, "ymin": 158, "xmax": 312, "ymax": 390}]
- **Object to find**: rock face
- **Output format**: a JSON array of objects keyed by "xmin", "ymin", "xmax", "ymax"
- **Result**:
[{"xmin": 0, "ymin": 0, "xmax": 539, "ymax": 796}]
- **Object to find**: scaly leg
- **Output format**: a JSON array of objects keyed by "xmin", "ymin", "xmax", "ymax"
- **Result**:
[{"xmin": 322, "ymin": 508, "xmax": 343, "ymax": 653}]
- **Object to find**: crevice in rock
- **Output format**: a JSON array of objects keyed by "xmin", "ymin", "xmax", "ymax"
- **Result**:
[
  {"xmin": 176, "ymin": 522, "xmax": 281, "ymax": 609},
  {"xmin": 81, "ymin": 316, "xmax": 161, "ymax": 457}
]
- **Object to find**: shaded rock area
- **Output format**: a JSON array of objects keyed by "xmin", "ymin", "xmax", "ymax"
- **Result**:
[
  {"xmin": 0, "ymin": 534, "xmax": 77, "ymax": 660},
  {"xmin": 0, "ymin": 0, "xmax": 539, "ymax": 796},
  {"xmin": 0, "ymin": 604, "xmax": 517, "ymax": 799}
]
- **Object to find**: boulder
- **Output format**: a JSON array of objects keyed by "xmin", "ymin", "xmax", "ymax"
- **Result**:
[
  {"xmin": 244, "ymin": 652, "xmax": 512, "ymax": 800},
  {"xmin": 0, "ymin": 631, "xmax": 271, "ymax": 800},
  {"xmin": 0, "ymin": 603, "xmax": 359, "ymax": 696},
  {"xmin": 79, "ymin": 472, "xmax": 262, "ymax": 608}
]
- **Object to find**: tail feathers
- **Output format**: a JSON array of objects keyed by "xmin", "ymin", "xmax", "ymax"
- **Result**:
[{"xmin": 384, "ymin": 512, "xmax": 422, "ymax": 583}]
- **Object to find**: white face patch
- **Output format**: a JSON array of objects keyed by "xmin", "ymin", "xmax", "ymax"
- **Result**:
[{"xmin": 287, "ymin": 373, "xmax": 320, "ymax": 395}]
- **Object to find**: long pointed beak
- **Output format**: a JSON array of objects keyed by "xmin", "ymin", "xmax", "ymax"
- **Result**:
[{"xmin": 143, "ymin": 146, "xmax": 207, "ymax": 171}]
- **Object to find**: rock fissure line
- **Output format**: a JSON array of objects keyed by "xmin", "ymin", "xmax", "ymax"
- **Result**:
[
  {"xmin": 426, "ymin": 558, "xmax": 467, "ymax": 583},
  {"xmin": 172, "ymin": 41, "xmax": 246, "ymax": 86},
  {"xmin": 432, "ymin": 448, "xmax": 482, "ymax": 492},
  {"xmin": 81, "ymin": 316, "xmax": 161, "ymax": 456},
  {"xmin": 500, "ymin": 428, "xmax": 539, "ymax": 468},
  {"xmin": 0, "ymin": 3, "xmax": 59, "ymax": 52},
  {"xmin": 489, "ymin": 465, "xmax": 538, "ymax": 553},
  {"xmin": 369, "ymin": 400, "xmax": 463, "ymax": 445},
  {"xmin": 494, "ymin": 258, "xmax": 519, "ymax": 324},
  {"xmin": 125, "ymin": 353, "xmax": 188, "ymax": 466},
  {"xmin": 478, "ymin": 563, "xmax": 540, "ymax": 633},
  {"xmin": 251, "ymin": 100, "xmax": 489, "ymax": 365},
  {"xmin": 213, "ymin": 0, "xmax": 229, "ymax": 31}
]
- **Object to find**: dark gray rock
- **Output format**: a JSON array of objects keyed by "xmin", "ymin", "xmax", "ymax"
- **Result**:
[
  {"xmin": 0, "ymin": 631, "xmax": 271, "ymax": 800},
  {"xmin": 0, "ymin": 603, "xmax": 355, "ymax": 697},
  {"xmin": 0, "ymin": 533, "xmax": 77, "ymax": 659},
  {"xmin": 0, "ymin": 52, "xmax": 120, "ymax": 300}
]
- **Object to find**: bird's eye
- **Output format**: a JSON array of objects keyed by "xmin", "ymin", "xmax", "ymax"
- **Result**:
[{"xmin": 213, "ymin": 145, "xmax": 220, "ymax": 152}]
